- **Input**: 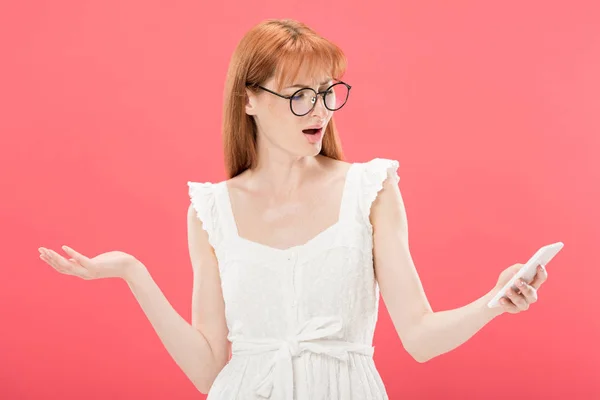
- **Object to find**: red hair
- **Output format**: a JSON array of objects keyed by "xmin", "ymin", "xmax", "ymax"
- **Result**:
[{"xmin": 222, "ymin": 19, "xmax": 347, "ymax": 178}]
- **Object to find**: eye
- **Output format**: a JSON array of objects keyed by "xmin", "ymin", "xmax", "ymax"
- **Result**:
[{"xmin": 292, "ymin": 91, "xmax": 311, "ymax": 100}]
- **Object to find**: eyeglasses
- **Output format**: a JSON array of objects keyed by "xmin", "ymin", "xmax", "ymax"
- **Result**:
[{"xmin": 246, "ymin": 81, "xmax": 352, "ymax": 117}]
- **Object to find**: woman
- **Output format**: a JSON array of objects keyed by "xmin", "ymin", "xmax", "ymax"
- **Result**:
[{"xmin": 38, "ymin": 19, "xmax": 548, "ymax": 399}]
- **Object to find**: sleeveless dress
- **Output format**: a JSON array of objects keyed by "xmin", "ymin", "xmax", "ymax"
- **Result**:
[{"xmin": 187, "ymin": 158, "xmax": 400, "ymax": 400}]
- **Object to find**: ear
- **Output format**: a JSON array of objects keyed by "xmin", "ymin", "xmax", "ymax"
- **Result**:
[{"xmin": 245, "ymin": 88, "xmax": 258, "ymax": 116}]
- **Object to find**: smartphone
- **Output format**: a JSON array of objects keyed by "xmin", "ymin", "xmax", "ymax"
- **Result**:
[{"xmin": 487, "ymin": 242, "xmax": 564, "ymax": 308}]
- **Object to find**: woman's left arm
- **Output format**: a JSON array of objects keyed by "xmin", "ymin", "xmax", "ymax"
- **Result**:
[{"xmin": 371, "ymin": 173, "xmax": 548, "ymax": 363}]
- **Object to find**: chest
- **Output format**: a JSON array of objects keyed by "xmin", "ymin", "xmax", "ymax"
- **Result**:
[{"xmin": 227, "ymin": 179, "xmax": 347, "ymax": 251}]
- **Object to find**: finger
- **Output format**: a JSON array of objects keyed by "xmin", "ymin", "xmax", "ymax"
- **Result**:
[
  {"xmin": 42, "ymin": 249, "xmax": 92, "ymax": 279},
  {"xmin": 529, "ymin": 264, "xmax": 548, "ymax": 290},
  {"xmin": 41, "ymin": 249, "xmax": 75, "ymax": 273},
  {"xmin": 505, "ymin": 287, "xmax": 528, "ymax": 310},
  {"xmin": 499, "ymin": 297, "xmax": 519, "ymax": 313},
  {"xmin": 40, "ymin": 250, "xmax": 73, "ymax": 275},
  {"xmin": 61, "ymin": 246, "xmax": 91, "ymax": 267},
  {"xmin": 515, "ymin": 279, "xmax": 538, "ymax": 304}
]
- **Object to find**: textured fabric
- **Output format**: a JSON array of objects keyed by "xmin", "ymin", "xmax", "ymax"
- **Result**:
[{"xmin": 187, "ymin": 158, "xmax": 400, "ymax": 400}]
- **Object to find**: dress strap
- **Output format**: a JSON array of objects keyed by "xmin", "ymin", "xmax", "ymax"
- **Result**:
[
  {"xmin": 187, "ymin": 181, "xmax": 222, "ymax": 250},
  {"xmin": 212, "ymin": 181, "xmax": 241, "ymax": 240},
  {"xmin": 337, "ymin": 162, "xmax": 360, "ymax": 224},
  {"xmin": 357, "ymin": 158, "xmax": 400, "ymax": 228}
]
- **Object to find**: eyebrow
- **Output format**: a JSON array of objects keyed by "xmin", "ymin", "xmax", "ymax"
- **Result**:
[{"xmin": 285, "ymin": 80, "xmax": 333, "ymax": 89}]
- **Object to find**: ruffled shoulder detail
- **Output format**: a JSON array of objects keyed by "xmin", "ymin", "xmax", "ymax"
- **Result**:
[
  {"xmin": 358, "ymin": 158, "xmax": 400, "ymax": 227},
  {"xmin": 187, "ymin": 181, "xmax": 220, "ymax": 250}
]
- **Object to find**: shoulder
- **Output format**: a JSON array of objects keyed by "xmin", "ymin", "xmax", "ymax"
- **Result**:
[
  {"xmin": 187, "ymin": 181, "xmax": 219, "ymax": 208},
  {"xmin": 187, "ymin": 181, "xmax": 213, "ymax": 227},
  {"xmin": 186, "ymin": 180, "xmax": 229, "ymax": 250},
  {"xmin": 354, "ymin": 157, "xmax": 401, "ymax": 200},
  {"xmin": 349, "ymin": 157, "xmax": 403, "ymax": 226},
  {"xmin": 358, "ymin": 158, "xmax": 400, "ymax": 180},
  {"xmin": 186, "ymin": 180, "xmax": 224, "ymax": 231},
  {"xmin": 363, "ymin": 158, "xmax": 406, "ymax": 231}
]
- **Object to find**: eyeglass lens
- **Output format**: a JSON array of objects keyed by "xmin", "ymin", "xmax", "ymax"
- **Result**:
[{"xmin": 291, "ymin": 83, "xmax": 349, "ymax": 115}]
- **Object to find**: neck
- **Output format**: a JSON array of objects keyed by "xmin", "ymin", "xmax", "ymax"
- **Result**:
[{"xmin": 249, "ymin": 152, "xmax": 325, "ymax": 196}]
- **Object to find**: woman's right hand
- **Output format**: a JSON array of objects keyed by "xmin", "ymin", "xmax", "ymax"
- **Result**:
[{"xmin": 38, "ymin": 245, "xmax": 144, "ymax": 282}]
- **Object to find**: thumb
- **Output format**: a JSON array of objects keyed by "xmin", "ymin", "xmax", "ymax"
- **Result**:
[
  {"xmin": 62, "ymin": 245, "xmax": 90, "ymax": 266},
  {"xmin": 513, "ymin": 263, "xmax": 525, "ymax": 274},
  {"xmin": 509, "ymin": 263, "xmax": 523, "ymax": 273}
]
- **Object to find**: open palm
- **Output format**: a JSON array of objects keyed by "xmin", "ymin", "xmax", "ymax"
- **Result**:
[{"xmin": 38, "ymin": 246, "xmax": 142, "ymax": 280}]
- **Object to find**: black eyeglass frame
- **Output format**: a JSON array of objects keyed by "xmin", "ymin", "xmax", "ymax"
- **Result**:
[{"xmin": 245, "ymin": 81, "xmax": 352, "ymax": 116}]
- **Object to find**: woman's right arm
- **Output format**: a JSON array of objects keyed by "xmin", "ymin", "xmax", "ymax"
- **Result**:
[
  {"xmin": 124, "ymin": 204, "xmax": 229, "ymax": 394},
  {"xmin": 39, "ymin": 204, "xmax": 229, "ymax": 393}
]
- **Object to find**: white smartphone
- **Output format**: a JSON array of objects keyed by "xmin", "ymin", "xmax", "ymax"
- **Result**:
[{"xmin": 487, "ymin": 242, "xmax": 564, "ymax": 308}]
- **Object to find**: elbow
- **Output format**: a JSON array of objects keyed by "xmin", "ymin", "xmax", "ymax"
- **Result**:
[
  {"xmin": 401, "ymin": 315, "xmax": 437, "ymax": 363},
  {"xmin": 191, "ymin": 357, "xmax": 228, "ymax": 394},
  {"xmin": 404, "ymin": 338, "xmax": 435, "ymax": 363},
  {"xmin": 409, "ymin": 350, "xmax": 434, "ymax": 363},
  {"xmin": 192, "ymin": 376, "xmax": 215, "ymax": 395},
  {"xmin": 194, "ymin": 384, "xmax": 209, "ymax": 396}
]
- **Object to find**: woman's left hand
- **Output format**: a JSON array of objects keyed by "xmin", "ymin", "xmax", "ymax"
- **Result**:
[{"xmin": 492, "ymin": 263, "xmax": 549, "ymax": 314}]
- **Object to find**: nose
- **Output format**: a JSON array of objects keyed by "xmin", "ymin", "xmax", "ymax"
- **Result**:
[{"xmin": 310, "ymin": 94, "xmax": 328, "ymax": 118}]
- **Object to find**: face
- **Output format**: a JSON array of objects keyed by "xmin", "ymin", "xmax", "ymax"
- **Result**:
[{"xmin": 245, "ymin": 69, "xmax": 335, "ymax": 158}]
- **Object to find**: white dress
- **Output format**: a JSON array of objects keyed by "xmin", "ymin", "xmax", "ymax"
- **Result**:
[{"xmin": 187, "ymin": 158, "xmax": 400, "ymax": 400}]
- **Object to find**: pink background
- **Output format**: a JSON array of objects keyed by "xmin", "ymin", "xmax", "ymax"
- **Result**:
[{"xmin": 1, "ymin": 1, "xmax": 599, "ymax": 398}]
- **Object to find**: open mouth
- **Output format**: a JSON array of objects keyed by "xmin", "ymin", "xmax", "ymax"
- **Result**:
[
  {"xmin": 302, "ymin": 127, "xmax": 323, "ymax": 144},
  {"xmin": 302, "ymin": 127, "xmax": 322, "ymax": 135}
]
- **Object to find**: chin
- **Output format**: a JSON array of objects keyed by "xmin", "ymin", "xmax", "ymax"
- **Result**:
[
  {"xmin": 303, "ymin": 143, "xmax": 322, "ymax": 157},
  {"xmin": 291, "ymin": 132, "xmax": 324, "ymax": 156}
]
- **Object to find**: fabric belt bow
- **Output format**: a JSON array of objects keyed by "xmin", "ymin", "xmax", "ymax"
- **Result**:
[{"xmin": 231, "ymin": 316, "xmax": 374, "ymax": 399}]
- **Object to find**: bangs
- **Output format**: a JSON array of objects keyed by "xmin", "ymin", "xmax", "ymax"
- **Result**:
[{"xmin": 273, "ymin": 36, "xmax": 347, "ymax": 91}]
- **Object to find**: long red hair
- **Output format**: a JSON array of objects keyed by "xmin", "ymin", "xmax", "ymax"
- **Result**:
[{"xmin": 222, "ymin": 19, "xmax": 347, "ymax": 179}]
